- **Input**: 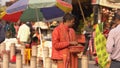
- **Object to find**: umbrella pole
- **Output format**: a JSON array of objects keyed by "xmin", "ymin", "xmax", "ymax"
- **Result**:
[
  {"xmin": 35, "ymin": 8, "xmax": 40, "ymax": 21},
  {"xmin": 38, "ymin": 28, "xmax": 42, "ymax": 45}
]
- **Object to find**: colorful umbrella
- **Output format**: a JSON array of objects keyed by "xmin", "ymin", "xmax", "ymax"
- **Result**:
[
  {"xmin": 2, "ymin": 11, "xmax": 22, "ymax": 22},
  {"xmin": 0, "ymin": 12, "xmax": 6, "ymax": 19},
  {"xmin": 6, "ymin": 0, "xmax": 56, "ymax": 14},
  {"xmin": 40, "ymin": 6, "xmax": 65, "ymax": 20},
  {"xmin": 2, "ymin": 6, "xmax": 65, "ymax": 22},
  {"xmin": 20, "ymin": 8, "xmax": 43, "ymax": 22},
  {"xmin": 6, "ymin": 0, "xmax": 72, "ymax": 14},
  {"xmin": 2, "ymin": 0, "xmax": 72, "ymax": 22},
  {"xmin": 20, "ymin": 6, "xmax": 64, "ymax": 22}
]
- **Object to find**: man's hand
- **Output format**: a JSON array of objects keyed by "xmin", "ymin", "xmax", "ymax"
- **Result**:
[{"xmin": 69, "ymin": 41, "xmax": 78, "ymax": 46}]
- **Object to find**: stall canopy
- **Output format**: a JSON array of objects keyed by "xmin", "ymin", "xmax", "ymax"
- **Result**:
[
  {"xmin": 99, "ymin": 0, "xmax": 120, "ymax": 8},
  {"xmin": 108, "ymin": 0, "xmax": 120, "ymax": 3}
]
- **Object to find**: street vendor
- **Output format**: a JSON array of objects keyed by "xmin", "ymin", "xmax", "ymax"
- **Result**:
[{"xmin": 52, "ymin": 13, "xmax": 78, "ymax": 68}]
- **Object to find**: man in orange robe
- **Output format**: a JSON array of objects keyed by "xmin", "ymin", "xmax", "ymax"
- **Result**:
[{"xmin": 52, "ymin": 13, "xmax": 78, "ymax": 68}]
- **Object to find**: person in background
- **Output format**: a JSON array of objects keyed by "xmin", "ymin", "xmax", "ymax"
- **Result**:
[
  {"xmin": 4, "ymin": 21, "xmax": 12, "ymax": 38},
  {"xmin": 0, "ymin": 19, "xmax": 5, "ymax": 43},
  {"xmin": 106, "ymin": 9, "xmax": 120, "ymax": 68},
  {"xmin": 30, "ymin": 36, "xmax": 39, "ymax": 48},
  {"xmin": 14, "ymin": 23, "xmax": 20, "ymax": 37},
  {"xmin": 52, "ymin": 13, "xmax": 78, "ymax": 68},
  {"xmin": 33, "ymin": 27, "xmax": 41, "ymax": 42},
  {"xmin": 17, "ymin": 22, "xmax": 30, "ymax": 45},
  {"xmin": 26, "ymin": 22, "xmax": 36, "ymax": 44},
  {"xmin": 83, "ymin": 21, "xmax": 93, "ymax": 55}
]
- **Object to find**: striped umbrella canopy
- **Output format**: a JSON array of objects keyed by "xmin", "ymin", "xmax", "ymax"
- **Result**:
[
  {"xmin": 2, "ymin": 0, "xmax": 72, "ymax": 22},
  {"xmin": 0, "ymin": 11, "xmax": 6, "ymax": 19},
  {"xmin": 6, "ymin": 0, "xmax": 56, "ymax": 14},
  {"xmin": 2, "ymin": 6, "xmax": 65, "ymax": 22}
]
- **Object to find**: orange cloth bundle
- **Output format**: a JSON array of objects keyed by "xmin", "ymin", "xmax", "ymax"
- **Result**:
[
  {"xmin": 69, "ymin": 46, "xmax": 84, "ymax": 53},
  {"xmin": 77, "ymin": 34, "xmax": 86, "ymax": 43},
  {"xmin": 56, "ymin": 0, "xmax": 72, "ymax": 13}
]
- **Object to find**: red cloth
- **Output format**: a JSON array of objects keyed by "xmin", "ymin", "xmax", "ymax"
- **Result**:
[
  {"xmin": 31, "ymin": 42, "xmax": 38, "ymax": 48},
  {"xmin": 10, "ymin": 55, "xmax": 16, "ymax": 63},
  {"xmin": 103, "ymin": 29, "xmax": 109, "ymax": 38},
  {"xmin": 52, "ymin": 23, "xmax": 77, "ymax": 68}
]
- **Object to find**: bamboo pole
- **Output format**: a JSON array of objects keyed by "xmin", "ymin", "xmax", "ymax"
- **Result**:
[
  {"xmin": 43, "ymin": 47, "xmax": 49, "ymax": 68},
  {"xmin": 16, "ymin": 54, "xmax": 22, "ymax": 68},
  {"xmin": 43, "ymin": 47, "xmax": 49, "ymax": 57},
  {"xmin": 30, "ymin": 56, "xmax": 37, "ymax": 68},
  {"xmin": 21, "ymin": 45, "xmax": 25, "ymax": 65},
  {"xmin": 10, "ymin": 43, "xmax": 15, "ymax": 60},
  {"xmin": 3, "ymin": 54, "xmax": 9, "ymax": 68},
  {"xmin": 77, "ymin": 0, "xmax": 86, "ymax": 23},
  {"xmin": 52, "ymin": 60, "xmax": 57, "ymax": 68},
  {"xmin": 45, "ymin": 57, "xmax": 52, "ymax": 68},
  {"xmin": 35, "ymin": 8, "xmax": 39, "ymax": 21},
  {"xmin": 81, "ymin": 55, "xmax": 88, "ymax": 68},
  {"xmin": 32, "ymin": 46, "xmax": 37, "ymax": 57},
  {"xmin": 0, "ymin": 43, "xmax": 6, "ymax": 53}
]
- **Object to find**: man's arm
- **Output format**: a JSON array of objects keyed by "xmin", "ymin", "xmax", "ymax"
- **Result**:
[
  {"xmin": 52, "ymin": 29, "xmax": 69, "ymax": 50},
  {"xmin": 106, "ymin": 30, "xmax": 114, "ymax": 54}
]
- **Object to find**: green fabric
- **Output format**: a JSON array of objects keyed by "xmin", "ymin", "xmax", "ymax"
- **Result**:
[
  {"xmin": 28, "ymin": 0, "xmax": 56, "ymax": 8},
  {"xmin": 94, "ymin": 24, "xmax": 109, "ymax": 68},
  {"xmin": 20, "ymin": 8, "xmax": 43, "ymax": 22}
]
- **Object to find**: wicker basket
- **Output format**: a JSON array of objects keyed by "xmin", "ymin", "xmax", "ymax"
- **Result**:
[{"xmin": 69, "ymin": 46, "xmax": 84, "ymax": 53}]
